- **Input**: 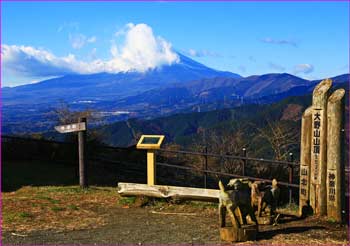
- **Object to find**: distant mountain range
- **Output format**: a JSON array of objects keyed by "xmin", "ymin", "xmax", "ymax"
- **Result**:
[
  {"xmin": 94, "ymin": 82, "xmax": 349, "ymax": 148},
  {"xmin": 2, "ymin": 52, "xmax": 349, "ymax": 135},
  {"xmin": 2, "ymin": 53, "xmax": 240, "ymax": 106},
  {"xmin": 96, "ymin": 94, "xmax": 312, "ymax": 148},
  {"xmin": 112, "ymin": 73, "xmax": 348, "ymax": 110}
]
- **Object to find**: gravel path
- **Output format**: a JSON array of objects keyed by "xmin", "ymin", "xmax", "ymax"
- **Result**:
[{"xmin": 3, "ymin": 207, "xmax": 348, "ymax": 245}]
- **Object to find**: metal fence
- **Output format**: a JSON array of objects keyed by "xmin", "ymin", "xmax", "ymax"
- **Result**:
[
  {"xmin": 156, "ymin": 148, "xmax": 299, "ymax": 204},
  {"xmin": 2, "ymin": 135, "xmax": 349, "ymax": 201}
]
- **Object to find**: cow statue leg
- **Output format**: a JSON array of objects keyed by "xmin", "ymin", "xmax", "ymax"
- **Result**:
[
  {"xmin": 227, "ymin": 204, "xmax": 241, "ymax": 230},
  {"xmin": 219, "ymin": 204, "xmax": 226, "ymax": 227}
]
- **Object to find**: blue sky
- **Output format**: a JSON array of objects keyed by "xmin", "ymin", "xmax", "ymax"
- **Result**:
[{"xmin": 2, "ymin": 1, "xmax": 349, "ymax": 87}]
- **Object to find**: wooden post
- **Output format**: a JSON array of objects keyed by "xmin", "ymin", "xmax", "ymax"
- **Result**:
[
  {"xmin": 326, "ymin": 89, "xmax": 345, "ymax": 222},
  {"xmin": 288, "ymin": 152, "xmax": 294, "ymax": 205},
  {"xmin": 78, "ymin": 117, "xmax": 87, "ymax": 188},
  {"xmin": 299, "ymin": 106, "xmax": 313, "ymax": 216},
  {"xmin": 147, "ymin": 150, "xmax": 156, "ymax": 185},
  {"xmin": 310, "ymin": 79, "xmax": 332, "ymax": 215},
  {"xmin": 203, "ymin": 147, "xmax": 208, "ymax": 189},
  {"xmin": 242, "ymin": 148, "xmax": 247, "ymax": 176},
  {"xmin": 54, "ymin": 120, "xmax": 87, "ymax": 188}
]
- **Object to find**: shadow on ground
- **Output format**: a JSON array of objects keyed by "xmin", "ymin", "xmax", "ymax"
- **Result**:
[{"xmin": 258, "ymin": 225, "xmax": 326, "ymax": 241}]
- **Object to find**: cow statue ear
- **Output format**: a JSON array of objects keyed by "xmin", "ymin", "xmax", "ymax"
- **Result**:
[{"xmin": 227, "ymin": 178, "xmax": 236, "ymax": 187}]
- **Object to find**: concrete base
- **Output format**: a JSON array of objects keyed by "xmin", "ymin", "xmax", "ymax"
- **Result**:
[{"xmin": 220, "ymin": 225, "xmax": 257, "ymax": 242}]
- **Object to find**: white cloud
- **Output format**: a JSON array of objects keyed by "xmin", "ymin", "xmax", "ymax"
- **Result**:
[
  {"xmin": 69, "ymin": 34, "xmax": 96, "ymax": 49},
  {"xmin": 261, "ymin": 37, "xmax": 297, "ymax": 47},
  {"xmin": 114, "ymin": 23, "xmax": 133, "ymax": 37},
  {"xmin": 107, "ymin": 23, "xmax": 179, "ymax": 72},
  {"xmin": 188, "ymin": 49, "xmax": 197, "ymax": 57},
  {"xmin": 69, "ymin": 34, "xmax": 86, "ymax": 49},
  {"xmin": 57, "ymin": 21, "xmax": 79, "ymax": 33},
  {"xmin": 268, "ymin": 62, "xmax": 285, "ymax": 72},
  {"xmin": 1, "ymin": 45, "xmax": 103, "ymax": 77},
  {"xmin": 87, "ymin": 36, "xmax": 97, "ymax": 43},
  {"xmin": 185, "ymin": 48, "xmax": 220, "ymax": 58},
  {"xmin": 88, "ymin": 48, "xmax": 98, "ymax": 60},
  {"xmin": 110, "ymin": 43, "xmax": 119, "ymax": 57},
  {"xmin": 2, "ymin": 23, "xmax": 179, "ymax": 82},
  {"xmin": 293, "ymin": 64, "xmax": 314, "ymax": 74}
]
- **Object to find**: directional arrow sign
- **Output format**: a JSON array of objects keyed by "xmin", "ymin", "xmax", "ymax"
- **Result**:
[{"xmin": 54, "ymin": 122, "xmax": 86, "ymax": 133}]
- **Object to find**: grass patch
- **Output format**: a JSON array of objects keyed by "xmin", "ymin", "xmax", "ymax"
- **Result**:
[
  {"xmin": 327, "ymin": 218, "xmax": 338, "ymax": 223},
  {"xmin": 283, "ymin": 202, "xmax": 299, "ymax": 211},
  {"xmin": 119, "ymin": 197, "xmax": 136, "ymax": 206},
  {"xmin": 68, "ymin": 204, "xmax": 79, "ymax": 210},
  {"xmin": 2, "ymin": 185, "xmax": 120, "ymax": 233},
  {"xmin": 277, "ymin": 202, "xmax": 299, "ymax": 215},
  {"xmin": 2, "ymin": 185, "xmax": 217, "ymax": 233},
  {"xmin": 185, "ymin": 201, "xmax": 217, "ymax": 209},
  {"xmin": 51, "ymin": 206, "xmax": 66, "ymax": 212},
  {"xmin": 3, "ymin": 212, "xmax": 34, "ymax": 222},
  {"xmin": 36, "ymin": 195, "xmax": 60, "ymax": 204},
  {"xmin": 147, "ymin": 198, "xmax": 167, "ymax": 208},
  {"xmin": 41, "ymin": 186, "xmax": 96, "ymax": 194},
  {"xmin": 3, "ymin": 212, "xmax": 18, "ymax": 222},
  {"xmin": 18, "ymin": 212, "xmax": 33, "ymax": 218}
]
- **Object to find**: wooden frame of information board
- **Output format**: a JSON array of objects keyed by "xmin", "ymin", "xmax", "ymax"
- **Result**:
[{"xmin": 136, "ymin": 135, "xmax": 165, "ymax": 150}]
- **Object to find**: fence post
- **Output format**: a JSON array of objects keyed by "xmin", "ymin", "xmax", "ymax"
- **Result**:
[
  {"xmin": 203, "ymin": 146, "xmax": 208, "ymax": 189},
  {"xmin": 242, "ymin": 148, "xmax": 247, "ymax": 176},
  {"xmin": 288, "ymin": 152, "xmax": 294, "ymax": 205}
]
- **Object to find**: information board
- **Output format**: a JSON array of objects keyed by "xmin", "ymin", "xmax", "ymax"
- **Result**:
[{"xmin": 136, "ymin": 135, "xmax": 165, "ymax": 149}]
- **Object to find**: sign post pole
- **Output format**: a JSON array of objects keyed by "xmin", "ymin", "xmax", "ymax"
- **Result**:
[
  {"xmin": 147, "ymin": 150, "xmax": 156, "ymax": 186},
  {"xmin": 310, "ymin": 78, "xmax": 332, "ymax": 215},
  {"xmin": 78, "ymin": 117, "xmax": 87, "ymax": 188},
  {"xmin": 288, "ymin": 152, "xmax": 294, "ymax": 205},
  {"xmin": 326, "ymin": 89, "xmax": 345, "ymax": 222},
  {"xmin": 299, "ymin": 106, "xmax": 312, "ymax": 217},
  {"xmin": 54, "ymin": 118, "xmax": 88, "ymax": 188}
]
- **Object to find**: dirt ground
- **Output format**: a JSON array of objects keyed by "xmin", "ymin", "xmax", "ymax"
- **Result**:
[
  {"xmin": 3, "ymin": 205, "xmax": 349, "ymax": 244},
  {"xmin": 2, "ymin": 186, "xmax": 349, "ymax": 245}
]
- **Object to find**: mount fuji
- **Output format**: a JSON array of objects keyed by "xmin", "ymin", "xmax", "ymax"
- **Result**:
[{"xmin": 2, "ymin": 53, "xmax": 240, "ymax": 106}]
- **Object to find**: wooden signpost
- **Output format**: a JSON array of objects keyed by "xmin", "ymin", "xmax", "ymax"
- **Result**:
[
  {"xmin": 299, "ymin": 79, "xmax": 345, "ymax": 223},
  {"xmin": 299, "ymin": 106, "xmax": 312, "ymax": 216},
  {"xmin": 54, "ymin": 122, "xmax": 86, "ymax": 133},
  {"xmin": 326, "ymin": 89, "xmax": 345, "ymax": 222},
  {"xmin": 310, "ymin": 79, "xmax": 332, "ymax": 215},
  {"xmin": 55, "ymin": 117, "xmax": 88, "ymax": 188}
]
